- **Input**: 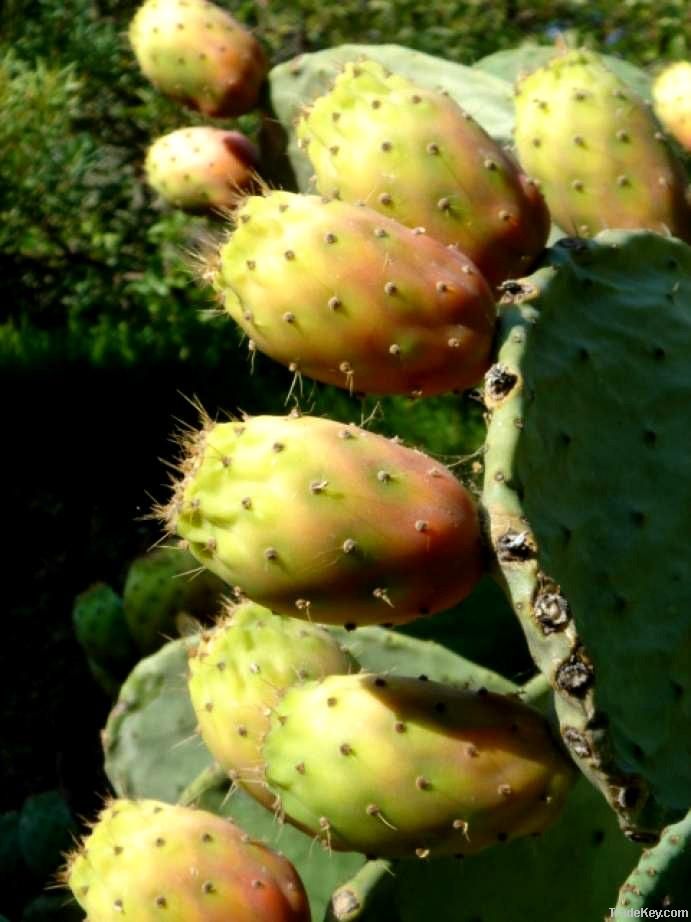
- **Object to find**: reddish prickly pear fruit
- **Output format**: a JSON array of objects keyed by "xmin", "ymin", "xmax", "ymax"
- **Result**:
[
  {"xmin": 296, "ymin": 59, "xmax": 549, "ymax": 288},
  {"xmin": 145, "ymin": 127, "xmax": 258, "ymax": 211},
  {"xmin": 188, "ymin": 600, "xmax": 357, "ymax": 807},
  {"xmin": 129, "ymin": 0, "xmax": 267, "ymax": 117},
  {"xmin": 211, "ymin": 190, "xmax": 496, "ymax": 396},
  {"xmin": 514, "ymin": 49, "xmax": 691, "ymax": 241},
  {"xmin": 160, "ymin": 413, "xmax": 485, "ymax": 626},
  {"xmin": 123, "ymin": 545, "xmax": 226, "ymax": 655},
  {"xmin": 64, "ymin": 799, "xmax": 310, "ymax": 921},
  {"xmin": 262, "ymin": 673, "xmax": 576, "ymax": 857},
  {"xmin": 653, "ymin": 62, "xmax": 691, "ymax": 152}
]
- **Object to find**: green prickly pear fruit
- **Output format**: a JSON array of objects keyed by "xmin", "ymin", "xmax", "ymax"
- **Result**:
[
  {"xmin": 123, "ymin": 545, "xmax": 226, "ymax": 655},
  {"xmin": 72, "ymin": 583, "xmax": 137, "ymax": 681},
  {"xmin": 296, "ymin": 59, "xmax": 550, "ymax": 288},
  {"xmin": 653, "ymin": 62, "xmax": 691, "ymax": 152},
  {"xmin": 188, "ymin": 600, "xmax": 357, "ymax": 807},
  {"xmin": 145, "ymin": 127, "xmax": 258, "ymax": 211},
  {"xmin": 211, "ymin": 190, "xmax": 496, "ymax": 396},
  {"xmin": 64, "ymin": 799, "xmax": 311, "ymax": 921},
  {"xmin": 262, "ymin": 673, "xmax": 576, "ymax": 857},
  {"xmin": 129, "ymin": 0, "xmax": 267, "ymax": 117},
  {"xmin": 161, "ymin": 413, "xmax": 485, "ymax": 626},
  {"xmin": 514, "ymin": 49, "xmax": 691, "ymax": 241}
]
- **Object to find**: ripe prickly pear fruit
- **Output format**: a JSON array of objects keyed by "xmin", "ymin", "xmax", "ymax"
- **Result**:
[
  {"xmin": 160, "ymin": 413, "xmax": 485, "ymax": 626},
  {"xmin": 211, "ymin": 190, "xmax": 496, "ymax": 396},
  {"xmin": 145, "ymin": 127, "xmax": 258, "ymax": 211},
  {"xmin": 72, "ymin": 583, "xmax": 137, "ymax": 680},
  {"xmin": 262, "ymin": 673, "xmax": 576, "ymax": 857},
  {"xmin": 653, "ymin": 61, "xmax": 691, "ymax": 152},
  {"xmin": 188, "ymin": 600, "xmax": 357, "ymax": 806},
  {"xmin": 129, "ymin": 0, "xmax": 267, "ymax": 117},
  {"xmin": 295, "ymin": 59, "xmax": 549, "ymax": 288},
  {"xmin": 64, "ymin": 799, "xmax": 310, "ymax": 922},
  {"xmin": 124, "ymin": 545, "xmax": 226, "ymax": 654},
  {"xmin": 514, "ymin": 49, "xmax": 691, "ymax": 241}
]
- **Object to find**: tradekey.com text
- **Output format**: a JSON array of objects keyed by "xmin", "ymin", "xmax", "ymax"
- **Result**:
[{"xmin": 610, "ymin": 911, "xmax": 688, "ymax": 919}]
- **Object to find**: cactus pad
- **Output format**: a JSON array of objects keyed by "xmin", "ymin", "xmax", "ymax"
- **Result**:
[
  {"xmin": 482, "ymin": 230, "xmax": 691, "ymax": 837},
  {"xmin": 514, "ymin": 49, "xmax": 691, "ymax": 241},
  {"xmin": 616, "ymin": 809, "xmax": 691, "ymax": 913},
  {"xmin": 211, "ymin": 190, "xmax": 496, "ymax": 396},
  {"xmin": 72, "ymin": 582, "xmax": 136, "ymax": 682},
  {"xmin": 123, "ymin": 545, "xmax": 225, "ymax": 654},
  {"xmin": 162, "ymin": 413, "xmax": 485, "ymax": 625}
]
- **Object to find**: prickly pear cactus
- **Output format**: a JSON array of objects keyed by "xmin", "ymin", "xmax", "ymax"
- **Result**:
[
  {"xmin": 129, "ymin": 0, "xmax": 267, "ymax": 116},
  {"xmin": 262, "ymin": 673, "xmax": 575, "ymax": 857},
  {"xmin": 161, "ymin": 413, "xmax": 485, "ymax": 625},
  {"xmin": 188, "ymin": 600, "xmax": 357, "ymax": 806},
  {"xmin": 18, "ymin": 791, "xmax": 76, "ymax": 882},
  {"xmin": 145, "ymin": 127, "xmax": 258, "ymax": 211},
  {"xmin": 104, "ymin": 627, "xmax": 514, "ymax": 920},
  {"xmin": 514, "ymin": 49, "xmax": 691, "ymax": 241},
  {"xmin": 210, "ymin": 190, "xmax": 496, "ymax": 396},
  {"xmin": 123, "ymin": 545, "xmax": 226, "ymax": 654},
  {"xmin": 653, "ymin": 61, "xmax": 691, "ymax": 153},
  {"xmin": 64, "ymin": 799, "xmax": 311, "ymax": 922},
  {"xmin": 482, "ymin": 230, "xmax": 691, "ymax": 838},
  {"xmin": 103, "ymin": 636, "xmax": 213, "ymax": 802},
  {"xmin": 72, "ymin": 583, "xmax": 136, "ymax": 682},
  {"xmin": 295, "ymin": 59, "xmax": 549, "ymax": 288},
  {"xmin": 616, "ymin": 810, "xmax": 691, "ymax": 913}
]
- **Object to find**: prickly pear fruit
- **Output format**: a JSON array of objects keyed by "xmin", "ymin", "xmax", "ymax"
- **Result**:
[
  {"xmin": 263, "ymin": 673, "xmax": 576, "ymax": 857},
  {"xmin": 64, "ymin": 799, "xmax": 310, "ymax": 922},
  {"xmin": 73, "ymin": 583, "xmax": 137, "ymax": 680},
  {"xmin": 188, "ymin": 600, "xmax": 357, "ymax": 807},
  {"xmin": 129, "ymin": 0, "xmax": 267, "ymax": 117},
  {"xmin": 211, "ymin": 190, "xmax": 496, "ymax": 396},
  {"xmin": 123, "ymin": 546, "xmax": 226, "ymax": 654},
  {"xmin": 514, "ymin": 49, "xmax": 691, "ymax": 241},
  {"xmin": 653, "ymin": 62, "xmax": 691, "ymax": 152},
  {"xmin": 296, "ymin": 59, "xmax": 549, "ymax": 288},
  {"xmin": 146, "ymin": 127, "xmax": 258, "ymax": 211},
  {"xmin": 161, "ymin": 413, "xmax": 485, "ymax": 626}
]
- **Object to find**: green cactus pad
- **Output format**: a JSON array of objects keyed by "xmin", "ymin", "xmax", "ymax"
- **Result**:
[
  {"xmin": 269, "ymin": 44, "xmax": 516, "ymax": 192},
  {"xmin": 72, "ymin": 583, "xmax": 136, "ymax": 680},
  {"xmin": 616, "ymin": 810, "xmax": 691, "ymax": 912},
  {"xmin": 514, "ymin": 49, "xmax": 691, "ymax": 242},
  {"xmin": 123, "ymin": 545, "xmax": 226, "ymax": 655},
  {"xmin": 295, "ymin": 59, "xmax": 549, "ymax": 288},
  {"xmin": 163, "ymin": 413, "xmax": 485, "ymax": 625},
  {"xmin": 482, "ymin": 229, "xmax": 691, "ymax": 838},
  {"xmin": 103, "ymin": 636, "xmax": 214, "ymax": 802},
  {"xmin": 18, "ymin": 791, "xmax": 76, "ymax": 882}
]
